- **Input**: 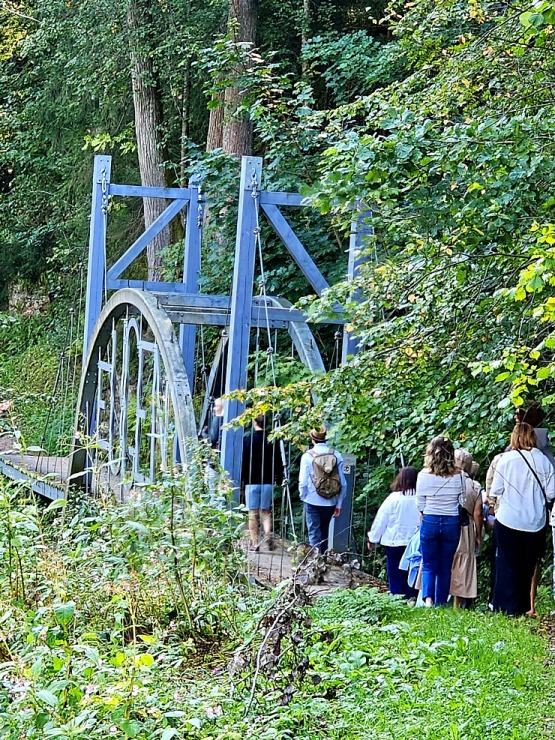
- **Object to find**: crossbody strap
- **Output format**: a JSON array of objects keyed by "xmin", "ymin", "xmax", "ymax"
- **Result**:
[
  {"xmin": 459, "ymin": 472, "xmax": 465, "ymax": 504},
  {"xmin": 516, "ymin": 449, "xmax": 549, "ymax": 509}
]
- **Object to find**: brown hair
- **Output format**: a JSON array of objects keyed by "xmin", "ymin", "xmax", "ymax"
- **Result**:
[
  {"xmin": 510, "ymin": 422, "xmax": 537, "ymax": 451},
  {"xmin": 515, "ymin": 402, "xmax": 545, "ymax": 428},
  {"xmin": 424, "ymin": 436, "xmax": 457, "ymax": 477},
  {"xmin": 391, "ymin": 466, "xmax": 418, "ymax": 494}
]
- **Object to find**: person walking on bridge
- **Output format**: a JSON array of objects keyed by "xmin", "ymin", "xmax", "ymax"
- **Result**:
[
  {"xmin": 299, "ymin": 425, "xmax": 347, "ymax": 555},
  {"xmin": 242, "ymin": 415, "xmax": 283, "ymax": 551}
]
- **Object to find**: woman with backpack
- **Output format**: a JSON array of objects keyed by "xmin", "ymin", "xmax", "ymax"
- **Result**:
[
  {"xmin": 416, "ymin": 436, "xmax": 462, "ymax": 606},
  {"xmin": 299, "ymin": 426, "xmax": 347, "ymax": 554},
  {"xmin": 367, "ymin": 466, "xmax": 420, "ymax": 599}
]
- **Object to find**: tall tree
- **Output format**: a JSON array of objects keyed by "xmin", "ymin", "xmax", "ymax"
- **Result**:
[
  {"xmin": 222, "ymin": 0, "xmax": 257, "ymax": 156},
  {"xmin": 127, "ymin": 0, "xmax": 171, "ymax": 281},
  {"xmin": 206, "ymin": 95, "xmax": 225, "ymax": 151}
]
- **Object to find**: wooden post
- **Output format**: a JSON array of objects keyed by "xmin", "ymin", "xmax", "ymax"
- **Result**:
[{"xmin": 221, "ymin": 156, "xmax": 262, "ymax": 499}]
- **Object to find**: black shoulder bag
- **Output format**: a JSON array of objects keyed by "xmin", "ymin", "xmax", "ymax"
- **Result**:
[
  {"xmin": 516, "ymin": 449, "xmax": 552, "ymax": 528},
  {"xmin": 458, "ymin": 473, "xmax": 470, "ymax": 526}
]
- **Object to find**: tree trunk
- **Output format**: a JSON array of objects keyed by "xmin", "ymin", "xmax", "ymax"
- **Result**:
[
  {"xmin": 301, "ymin": 0, "xmax": 311, "ymax": 74},
  {"xmin": 127, "ymin": 0, "xmax": 170, "ymax": 281},
  {"xmin": 206, "ymin": 94, "xmax": 224, "ymax": 151},
  {"xmin": 222, "ymin": 0, "xmax": 257, "ymax": 157},
  {"xmin": 302, "ymin": 0, "xmax": 310, "ymax": 46}
]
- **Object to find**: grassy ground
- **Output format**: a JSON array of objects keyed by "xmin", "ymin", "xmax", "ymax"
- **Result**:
[{"xmin": 195, "ymin": 589, "xmax": 555, "ymax": 740}]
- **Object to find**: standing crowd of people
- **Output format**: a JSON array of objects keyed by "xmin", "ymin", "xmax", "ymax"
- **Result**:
[
  {"xmin": 368, "ymin": 407, "xmax": 555, "ymax": 614},
  {"xmin": 211, "ymin": 396, "xmax": 555, "ymax": 616}
]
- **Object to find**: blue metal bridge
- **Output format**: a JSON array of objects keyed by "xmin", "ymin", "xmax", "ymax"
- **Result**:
[{"xmin": 0, "ymin": 155, "xmax": 371, "ymax": 554}]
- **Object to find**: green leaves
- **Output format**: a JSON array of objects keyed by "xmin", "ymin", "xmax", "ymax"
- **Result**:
[
  {"xmin": 520, "ymin": 2, "xmax": 555, "ymax": 40},
  {"xmin": 36, "ymin": 689, "xmax": 59, "ymax": 707},
  {"xmin": 54, "ymin": 601, "xmax": 76, "ymax": 629}
]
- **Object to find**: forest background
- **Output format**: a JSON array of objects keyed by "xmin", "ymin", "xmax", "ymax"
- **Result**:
[
  {"xmin": 2, "ymin": 2, "xmax": 555, "ymax": 738},
  {"xmin": 2, "ymin": 0, "xmax": 555, "ymax": 517}
]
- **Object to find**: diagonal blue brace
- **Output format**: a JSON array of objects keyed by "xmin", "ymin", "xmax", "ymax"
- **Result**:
[
  {"xmin": 221, "ymin": 156, "xmax": 263, "ymax": 500},
  {"xmin": 261, "ymin": 202, "xmax": 330, "ymax": 296},
  {"xmin": 107, "ymin": 198, "xmax": 189, "ymax": 281},
  {"xmin": 84, "ymin": 155, "xmax": 112, "ymax": 360}
]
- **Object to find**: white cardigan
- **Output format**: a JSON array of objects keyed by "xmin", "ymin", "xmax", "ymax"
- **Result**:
[{"xmin": 368, "ymin": 491, "xmax": 420, "ymax": 547}]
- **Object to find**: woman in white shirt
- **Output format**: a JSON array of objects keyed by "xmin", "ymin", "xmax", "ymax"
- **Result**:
[
  {"xmin": 490, "ymin": 422, "xmax": 555, "ymax": 616},
  {"xmin": 368, "ymin": 467, "xmax": 420, "ymax": 598},
  {"xmin": 416, "ymin": 436, "xmax": 462, "ymax": 606}
]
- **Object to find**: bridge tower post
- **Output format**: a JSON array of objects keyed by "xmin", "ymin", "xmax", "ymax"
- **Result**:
[
  {"xmin": 220, "ymin": 156, "xmax": 263, "ymax": 500},
  {"xmin": 83, "ymin": 155, "xmax": 112, "ymax": 361},
  {"xmin": 179, "ymin": 176, "xmax": 202, "ymax": 385},
  {"xmin": 342, "ymin": 206, "xmax": 372, "ymax": 362}
]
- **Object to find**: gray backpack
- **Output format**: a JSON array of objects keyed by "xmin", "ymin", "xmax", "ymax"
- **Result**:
[{"xmin": 309, "ymin": 449, "xmax": 342, "ymax": 499}]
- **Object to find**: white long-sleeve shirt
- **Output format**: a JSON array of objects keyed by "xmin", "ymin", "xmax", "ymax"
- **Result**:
[
  {"xmin": 490, "ymin": 448, "xmax": 555, "ymax": 532},
  {"xmin": 368, "ymin": 491, "xmax": 420, "ymax": 547},
  {"xmin": 298, "ymin": 443, "xmax": 347, "ymax": 508}
]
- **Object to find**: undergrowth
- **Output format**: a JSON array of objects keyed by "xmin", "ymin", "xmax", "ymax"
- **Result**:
[
  {"xmin": 0, "ymin": 312, "xmax": 75, "ymax": 450},
  {"xmin": 0, "ymin": 464, "xmax": 553, "ymax": 739}
]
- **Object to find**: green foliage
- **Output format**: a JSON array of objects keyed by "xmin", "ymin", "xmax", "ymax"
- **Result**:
[
  {"xmin": 227, "ymin": 0, "xmax": 555, "ymax": 473},
  {"xmin": 196, "ymin": 588, "xmax": 555, "ymax": 739},
  {"xmin": 0, "ymin": 311, "xmax": 76, "ymax": 449},
  {"xmin": 0, "ymin": 470, "xmax": 554, "ymax": 738},
  {"xmin": 0, "ymin": 454, "xmax": 249, "ymax": 738},
  {"xmin": 311, "ymin": 585, "xmax": 406, "ymax": 623},
  {"xmin": 302, "ymin": 33, "xmax": 405, "ymax": 105}
]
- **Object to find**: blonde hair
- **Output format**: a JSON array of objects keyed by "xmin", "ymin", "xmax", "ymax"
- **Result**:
[
  {"xmin": 510, "ymin": 422, "xmax": 537, "ymax": 451},
  {"xmin": 454, "ymin": 447, "xmax": 472, "ymax": 475},
  {"xmin": 424, "ymin": 436, "xmax": 457, "ymax": 477}
]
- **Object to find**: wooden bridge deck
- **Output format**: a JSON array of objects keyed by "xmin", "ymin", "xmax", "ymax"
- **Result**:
[
  {"xmin": 0, "ymin": 435, "xmax": 129, "ymax": 501},
  {"xmin": 0, "ymin": 435, "xmax": 67, "ymax": 499}
]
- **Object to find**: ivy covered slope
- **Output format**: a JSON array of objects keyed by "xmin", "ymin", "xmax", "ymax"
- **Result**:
[
  {"xmin": 0, "ymin": 469, "xmax": 553, "ymax": 740},
  {"xmin": 238, "ymin": 1, "xmax": 555, "ymax": 465}
]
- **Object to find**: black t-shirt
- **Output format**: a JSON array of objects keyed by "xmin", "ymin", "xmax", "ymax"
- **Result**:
[{"xmin": 241, "ymin": 429, "xmax": 283, "ymax": 486}]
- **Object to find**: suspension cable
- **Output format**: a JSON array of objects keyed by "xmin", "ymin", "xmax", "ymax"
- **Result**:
[{"xmin": 250, "ymin": 180, "xmax": 297, "ymax": 545}]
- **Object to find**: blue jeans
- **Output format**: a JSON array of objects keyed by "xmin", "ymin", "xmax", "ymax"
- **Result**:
[
  {"xmin": 420, "ymin": 514, "xmax": 460, "ymax": 605},
  {"xmin": 305, "ymin": 503, "xmax": 335, "ymax": 554},
  {"xmin": 385, "ymin": 546, "xmax": 418, "ymax": 599}
]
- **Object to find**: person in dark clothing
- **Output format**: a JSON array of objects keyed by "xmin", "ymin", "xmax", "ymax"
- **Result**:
[
  {"xmin": 241, "ymin": 415, "xmax": 283, "ymax": 551},
  {"xmin": 208, "ymin": 398, "xmax": 224, "ymax": 450}
]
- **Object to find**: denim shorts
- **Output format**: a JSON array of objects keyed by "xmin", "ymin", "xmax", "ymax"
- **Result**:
[{"xmin": 245, "ymin": 484, "xmax": 274, "ymax": 510}]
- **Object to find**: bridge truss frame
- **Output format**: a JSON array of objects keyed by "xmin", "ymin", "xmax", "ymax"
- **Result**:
[{"xmin": 81, "ymin": 154, "xmax": 371, "ymax": 499}]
